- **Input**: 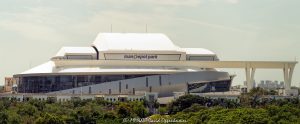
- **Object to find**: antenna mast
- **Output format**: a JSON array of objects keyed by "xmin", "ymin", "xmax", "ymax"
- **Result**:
[
  {"xmin": 146, "ymin": 24, "xmax": 148, "ymax": 33},
  {"xmin": 110, "ymin": 24, "xmax": 112, "ymax": 32}
]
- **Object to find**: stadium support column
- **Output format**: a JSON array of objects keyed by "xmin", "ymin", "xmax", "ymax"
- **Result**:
[
  {"xmin": 74, "ymin": 76, "xmax": 78, "ymax": 88},
  {"xmin": 245, "ymin": 63, "xmax": 256, "ymax": 92},
  {"xmin": 283, "ymin": 64, "xmax": 294, "ymax": 95}
]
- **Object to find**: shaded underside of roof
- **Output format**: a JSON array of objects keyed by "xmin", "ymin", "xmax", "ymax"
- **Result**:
[{"xmin": 15, "ymin": 61, "xmax": 204, "ymax": 77}]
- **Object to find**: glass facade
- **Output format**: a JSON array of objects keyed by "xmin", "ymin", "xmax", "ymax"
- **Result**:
[
  {"xmin": 17, "ymin": 74, "xmax": 151, "ymax": 93},
  {"xmin": 188, "ymin": 80, "xmax": 232, "ymax": 93}
]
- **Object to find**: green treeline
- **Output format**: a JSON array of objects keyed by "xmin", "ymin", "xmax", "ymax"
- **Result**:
[
  {"xmin": 156, "ymin": 87, "xmax": 300, "ymax": 124},
  {"xmin": 161, "ymin": 95, "xmax": 300, "ymax": 124},
  {"xmin": 0, "ymin": 98, "xmax": 151, "ymax": 124},
  {"xmin": 1, "ymin": 87, "xmax": 300, "ymax": 124}
]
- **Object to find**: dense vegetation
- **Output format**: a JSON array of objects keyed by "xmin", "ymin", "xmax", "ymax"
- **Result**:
[
  {"xmin": 156, "ymin": 87, "xmax": 300, "ymax": 124},
  {"xmin": 1, "ymin": 87, "xmax": 300, "ymax": 124},
  {"xmin": 0, "ymin": 98, "xmax": 151, "ymax": 124},
  {"xmin": 161, "ymin": 95, "xmax": 300, "ymax": 124}
]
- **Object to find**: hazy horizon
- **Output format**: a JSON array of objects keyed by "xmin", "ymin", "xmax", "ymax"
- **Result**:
[{"xmin": 0, "ymin": 0, "xmax": 299, "ymax": 86}]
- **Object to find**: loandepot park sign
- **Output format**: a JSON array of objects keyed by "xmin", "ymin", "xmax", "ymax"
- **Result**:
[
  {"xmin": 104, "ymin": 53, "xmax": 181, "ymax": 60},
  {"xmin": 124, "ymin": 54, "xmax": 159, "ymax": 60}
]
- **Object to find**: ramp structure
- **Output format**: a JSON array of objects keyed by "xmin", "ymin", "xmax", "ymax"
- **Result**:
[{"xmin": 54, "ymin": 60, "xmax": 297, "ymax": 93}]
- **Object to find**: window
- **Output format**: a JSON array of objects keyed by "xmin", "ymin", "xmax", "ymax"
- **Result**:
[
  {"xmin": 126, "ymin": 84, "xmax": 128, "ymax": 89},
  {"xmin": 146, "ymin": 77, "xmax": 148, "ymax": 87},
  {"xmin": 133, "ymin": 88, "xmax": 135, "ymax": 95},
  {"xmin": 102, "ymin": 75, "xmax": 124, "ymax": 82},
  {"xmin": 159, "ymin": 76, "xmax": 162, "ymax": 86},
  {"xmin": 77, "ymin": 76, "xmax": 88, "ymax": 82},
  {"xmin": 94, "ymin": 76, "xmax": 102, "ymax": 83},
  {"xmin": 61, "ymin": 76, "xmax": 72, "ymax": 83},
  {"xmin": 119, "ymin": 81, "xmax": 121, "ymax": 93}
]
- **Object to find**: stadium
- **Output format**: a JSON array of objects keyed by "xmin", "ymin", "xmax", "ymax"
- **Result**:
[{"xmin": 13, "ymin": 33, "xmax": 233, "ymax": 97}]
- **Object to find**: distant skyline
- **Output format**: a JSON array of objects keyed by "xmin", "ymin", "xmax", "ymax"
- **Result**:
[{"xmin": 0, "ymin": 0, "xmax": 299, "ymax": 86}]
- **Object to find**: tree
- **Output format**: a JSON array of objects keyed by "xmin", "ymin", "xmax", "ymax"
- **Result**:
[
  {"xmin": 268, "ymin": 90, "xmax": 278, "ymax": 95},
  {"xmin": 158, "ymin": 107, "xmax": 168, "ymax": 115},
  {"xmin": 117, "ymin": 102, "xmax": 133, "ymax": 118},
  {"xmin": 17, "ymin": 103, "xmax": 38, "ymax": 116},
  {"xmin": 29, "ymin": 99, "xmax": 46, "ymax": 111},
  {"xmin": 35, "ymin": 113, "xmax": 65, "ymax": 124},
  {"xmin": 72, "ymin": 105, "xmax": 99, "ymax": 124},
  {"xmin": 0, "ymin": 111, "xmax": 8, "ymax": 124},
  {"xmin": 240, "ymin": 87, "xmax": 268, "ymax": 107},
  {"xmin": 8, "ymin": 111, "xmax": 21, "ymax": 124},
  {"xmin": 266, "ymin": 105, "xmax": 300, "ymax": 123},
  {"xmin": 168, "ymin": 94, "xmax": 207, "ymax": 114},
  {"xmin": 132, "ymin": 101, "xmax": 149, "ymax": 118},
  {"xmin": 0, "ymin": 98, "xmax": 11, "ymax": 110},
  {"xmin": 182, "ymin": 104, "xmax": 206, "ymax": 113}
]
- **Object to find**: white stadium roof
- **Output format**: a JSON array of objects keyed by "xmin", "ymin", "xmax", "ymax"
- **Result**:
[
  {"xmin": 15, "ymin": 33, "xmax": 222, "ymax": 76},
  {"xmin": 52, "ymin": 47, "xmax": 96, "ymax": 59},
  {"xmin": 92, "ymin": 33, "xmax": 182, "ymax": 51}
]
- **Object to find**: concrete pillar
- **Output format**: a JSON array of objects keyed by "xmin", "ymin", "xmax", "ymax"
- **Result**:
[
  {"xmin": 288, "ymin": 67, "xmax": 294, "ymax": 88},
  {"xmin": 245, "ymin": 67, "xmax": 250, "ymax": 91},
  {"xmin": 246, "ymin": 63, "xmax": 256, "ymax": 92},
  {"xmin": 283, "ymin": 65, "xmax": 289, "ymax": 90},
  {"xmin": 283, "ymin": 64, "xmax": 295, "ymax": 94}
]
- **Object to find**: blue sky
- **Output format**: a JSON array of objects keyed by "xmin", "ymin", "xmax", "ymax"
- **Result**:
[{"xmin": 0, "ymin": 0, "xmax": 299, "ymax": 86}]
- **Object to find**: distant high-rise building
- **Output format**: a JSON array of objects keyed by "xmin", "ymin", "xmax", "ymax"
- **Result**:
[
  {"xmin": 280, "ymin": 81, "xmax": 285, "ymax": 88},
  {"xmin": 257, "ymin": 80, "xmax": 284, "ymax": 90},
  {"xmin": 243, "ymin": 80, "xmax": 256, "ymax": 88},
  {"xmin": 4, "ymin": 77, "xmax": 16, "ymax": 92}
]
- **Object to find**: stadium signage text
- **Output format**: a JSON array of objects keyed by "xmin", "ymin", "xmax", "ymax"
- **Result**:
[
  {"xmin": 104, "ymin": 53, "xmax": 181, "ymax": 60},
  {"xmin": 124, "ymin": 54, "xmax": 158, "ymax": 60}
]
